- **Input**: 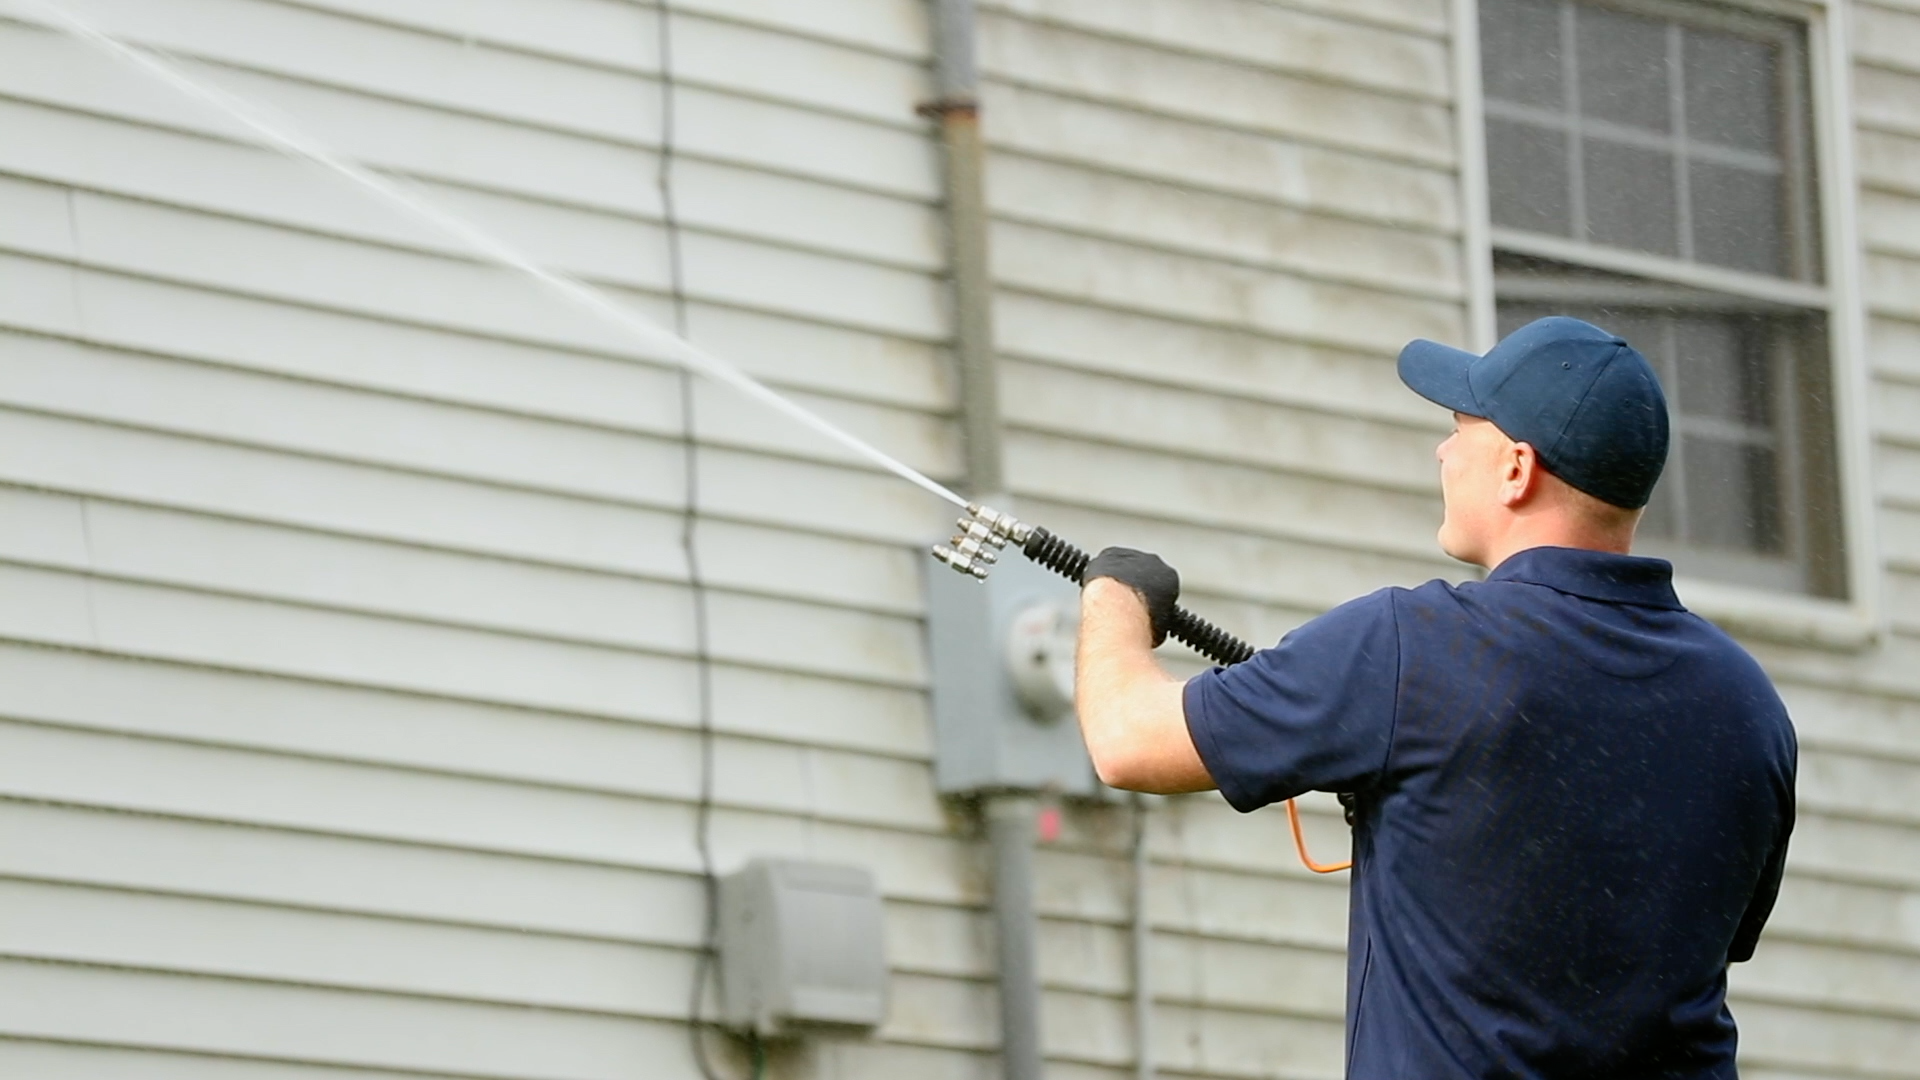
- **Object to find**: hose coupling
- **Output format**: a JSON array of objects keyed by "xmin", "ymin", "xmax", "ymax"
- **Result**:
[{"xmin": 931, "ymin": 502, "xmax": 1033, "ymax": 580}]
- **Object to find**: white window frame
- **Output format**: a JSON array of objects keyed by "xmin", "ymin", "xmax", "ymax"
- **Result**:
[{"xmin": 1451, "ymin": 0, "xmax": 1882, "ymax": 649}]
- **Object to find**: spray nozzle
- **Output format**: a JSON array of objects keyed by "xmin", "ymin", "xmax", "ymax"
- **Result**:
[{"xmin": 932, "ymin": 503, "xmax": 1033, "ymax": 579}]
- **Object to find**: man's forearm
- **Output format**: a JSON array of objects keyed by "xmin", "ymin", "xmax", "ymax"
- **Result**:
[{"xmin": 1075, "ymin": 579, "xmax": 1213, "ymax": 793}]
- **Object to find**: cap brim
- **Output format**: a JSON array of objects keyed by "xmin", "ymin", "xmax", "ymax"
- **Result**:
[{"xmin": 1397, "ymin": 338, "xmax": 1485, "ymax": 417}]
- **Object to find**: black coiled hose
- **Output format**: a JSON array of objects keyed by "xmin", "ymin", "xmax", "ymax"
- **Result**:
[{"xmin": 1021, "ymin": 527, "xmax": 1257, "ymax": 667}]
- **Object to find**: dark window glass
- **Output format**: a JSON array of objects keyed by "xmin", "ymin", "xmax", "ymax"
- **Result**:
[
  {"xmin": 1584, "ymin": 139, "xmax": 1677, "ymax": 254},
  {"xmin": 1481, "ymin": 0, "xmax": 1808, "ymax": 281},
  {"xmin": 1673, "ymin": 316, "xmax": 1772, "ymax": 425},
  {"xmin": 1481, "ymin": 0, "xmax": 1565, "ymax": 106},
  {"xmin": 1683, "ymin": 437, "xmax": 1783, "ymax": 552},
  {"xmin": 1576, "ymin": 6, "xmax": 1671, "ymax": 132},
  {"xmin": 1684, "ymin": 31, "xmax": 1779, "ymax": 153},
  {"xmin": 1690, "ymin": 162, "xmax": 1785, "ymax": 275},
  {"xmin": 1488, "ymin": 119, "xmax": 1572, "ymax": 233}
]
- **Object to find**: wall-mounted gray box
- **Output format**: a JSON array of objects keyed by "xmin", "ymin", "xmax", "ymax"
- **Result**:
[
  {"xmin": 925, "ymin": 549, "xmax": 1102, "ymax": 797},
  {"xmin": 717, "ymin": 858, "xmax": 888, "ymax": 1038}
]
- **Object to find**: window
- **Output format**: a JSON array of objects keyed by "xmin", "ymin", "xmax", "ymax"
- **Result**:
[{"xmin": 1480, "ymin": 0, "xmax": 1846, "ymax": 598}]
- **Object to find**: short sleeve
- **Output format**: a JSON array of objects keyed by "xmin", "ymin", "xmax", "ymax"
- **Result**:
[{"xmin": 1183, "ymin": 589, "xmax": 1401, "ymax": 813}]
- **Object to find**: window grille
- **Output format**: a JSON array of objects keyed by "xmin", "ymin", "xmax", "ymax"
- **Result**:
[{"xmin": 1479, "ymin": 0, "xmax": 1846, "ymax": 597}]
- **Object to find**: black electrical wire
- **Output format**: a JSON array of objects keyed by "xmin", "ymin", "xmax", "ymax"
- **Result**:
[{"xmin": 657, "ymin": 5, "xmax": 761, "ymax": 1079}]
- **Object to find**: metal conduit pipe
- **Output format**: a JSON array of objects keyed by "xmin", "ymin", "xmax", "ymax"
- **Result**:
[
  {"xmin": 925, "ymin": 0, "xmax": 1004, "ymax": 498},
  {"xmin": 926, "ymin": 4, "xmax": 1041, "ymax": 1079},
  {"xmin": 985, "ymin": 796, "xmax": 1045, "ymax": 1080},
  {"xmin": 1131, "ymin": 795, "xmax": 1155, "ymax": 1080}
]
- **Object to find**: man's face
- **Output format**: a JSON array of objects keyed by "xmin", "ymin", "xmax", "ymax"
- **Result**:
[{"xmin": 1435, "ymin": 413, "xmax": 1511, "ymax": 566}]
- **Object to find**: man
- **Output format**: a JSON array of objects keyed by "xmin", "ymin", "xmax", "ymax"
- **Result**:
[{"xmin": 1075, "ymin": 317, "xmax": 1797, "ymax": 1079}]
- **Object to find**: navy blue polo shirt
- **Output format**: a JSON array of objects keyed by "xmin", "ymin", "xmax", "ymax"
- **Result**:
[{"xmin": 1184, "ymin": 547, "xmax": 1797, "ymax": 1080}]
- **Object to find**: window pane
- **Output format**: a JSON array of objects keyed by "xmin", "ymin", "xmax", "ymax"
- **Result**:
[
  {"xmin": 1482, "ymin": 0, "xmax": 1565, "ymax": 107},
  {"xmin": 1683, "ymin": 437, "xmax": 1782, "ymax": 553},
  {"xmin": 1673, "ymin": 316, "xmax": 1771, "ymax": 425},
  {"xmin": 1583, "ymin": 137, "xmax": 1676, "ymax": 254},
  {"xmin": 1683, "ymin": 30, "xmax": 1779, "ymax": 153},
  {"xmin": 1488, "ymin": 120, "xmax": 1572, "ymax": 234},
  {"xmin": 1576, "ymin": 5, "xmax": 1670, "ymax": 132},
  {"xmin": 1689, "ymin": 162, "xmax": 1785, "ymax": 275}
]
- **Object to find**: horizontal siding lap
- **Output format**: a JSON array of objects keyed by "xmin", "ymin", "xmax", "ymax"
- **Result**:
[
  {"xmin": 0, "ymin": 551, "xmax": 925, "ymax": 699},
  {"xmin": 0, "ymin": 94, "xmax": 946, "ymax": 275},
  {"xmin": 1863, "ymin": 191, "xmax": 1920, "ymax": 260},
  {"xmin": 1733, "ymin": 938, "xmax": 1920, "ymax": 1022},
  {"xmin": 0, "ymin": 252, "xmax": 948, "ymax": 420},
  {"xmin": 1004, "ymin": 434, "xmax": 1445, "ymax": 560},
  {"xmin": 0, "ymin": 800, "xmax": 711, "ymax": 947},
  {"xmin": 0, "ymin": 353, "xmax": 953, "ymax": 552},
  {"xmin": 1877, "ymin": 441, "xmax": 1920, "ymax": 509},
  {"xmin": 281, "ymin": 0, "xmax": 935, "ymax": 62},
  {"xmin": 1764, "ymin": 874, "xmax": 1920, "ymax": 956},
  {"xmin": 0, "ymin": 958, "xmax": 719, "ymax": 1079},
  {"xmin": 1858, "ymin": 129, "xmax": 1920, "ymax": 199},
  {"xmin": 0, "ymin": 878, "xmax": 706, "ymax": 1021},
  {"xmin": 1784, "ymin": 811, "xmax": 1920, "ymax": 891},
  {"xmin": 5, "ymin": 180, "xmax": 948, "ymax": 346},
  {"xmin": 992, "ymin": 224, "xmax": 1464, "ymax": 355},
  {"xmin": 1882, "ymin": 505, "xmax": 1920, "ymax": 570},
  {"xmin": 0, "ymin": 719, "xmax": 989, "ymax": 907},
  {"xmin": 999, "ymin": 360, "xmax": 1443, "ymax": 490},
  {"xmin": 977, "ymin": 13, "xmax": 1456, "ymax": 168},
  {"xmin": 1855, "ymin": 3, "xmax": 1920, "ymax": 80},
  {"xmin": 0, "ymin": 1039, "xmax": 460, "ymax": 1080},
  {"xmin": 1868, "ymin": 252, "xmax": 1920, "ymax": 323},
  {"xmin": 1775, "ymin": 679, "xmax": 1920, "ymax": 764},
  {"xmin": 988, "ymin": 153, "xmax": 1464, "ymax": 300},
  {"xmin": 12, "ymin": 0, "xmax": 930, "ymax": 131},
  {"xmin": 1856, "ymin": 64, "xmax": 1920, "ymax": 139},
  {"xmin": 1797, "ymin": 746, "xmax": 1920, "ymax": 827},
  {"xmin": 983, "ymin": 84, "xmax": 1462, "ymax": 233},
  {"xmin": 0, "ymin": 408, "xmax": 702, "ymax": 577},
  {"xmin": 0, "ymin": 1017, "xmax": 996, "ymax": 1080},
  {"xmin": 977, "ymin": 0, "xmax": 1452, "ymax": 100},
  {"xmin": 1013, "ymin": 498, "xmax": 1454, "ymax": 616},
  {"xmin": 1145, "ymin": 1001, "xmax": 1345, "ymax": 1080},
  {"xmin": 1871, "ymin": 312, "xmax": 1920, "ymax": 384},
  {"xmin": 993, "ymin": 293, "xmax": 1434, "ymax": 425},
  {"xmin": 0, "ymin": 643, "xmax": 939, "ymax": 819},
  {"xmin": 1730, "ymin": 997, "xmax": 1920, "ymax": 1076}
]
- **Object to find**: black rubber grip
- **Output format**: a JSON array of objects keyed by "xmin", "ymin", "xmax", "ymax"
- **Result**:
[{"xmin": 1021, "ymin": 527, "xmax": 1256, "ymax": 667}]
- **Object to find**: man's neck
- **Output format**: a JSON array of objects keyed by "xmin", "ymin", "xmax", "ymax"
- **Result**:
[{"xmin": 1481, "ymin": 525, "xmax": 1634, "ymax": 572}]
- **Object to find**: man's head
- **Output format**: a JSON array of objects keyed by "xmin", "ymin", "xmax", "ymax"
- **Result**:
[{"xmin": 1399, "ymin": 317, "xmax": 1669, "ymax": 568}]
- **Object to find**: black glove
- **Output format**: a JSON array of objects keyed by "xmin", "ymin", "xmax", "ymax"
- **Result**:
[{"xmin": 1084, "ymin": 547, "xmax": 1180, "ymax": 646}]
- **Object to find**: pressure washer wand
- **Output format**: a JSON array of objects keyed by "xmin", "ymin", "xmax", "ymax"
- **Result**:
[
  {"xmin": 932, "ymin": 503, "xmax": 1255, "ymax": 667},
  {"xmin": 931, "ymin": 503, "xmax": 1350, "ymax": 873}
]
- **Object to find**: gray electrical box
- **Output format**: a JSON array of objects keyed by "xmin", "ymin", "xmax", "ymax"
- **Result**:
[
  {"xmin": 924, "ymin": 546, "xmax": 1103, "ymax": 797},
  {"xmin": 717, "ymin": 858, "xmax": 888, "ymax": 1038}
]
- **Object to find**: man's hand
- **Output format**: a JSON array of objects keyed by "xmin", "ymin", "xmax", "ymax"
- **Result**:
[{"xmin": 1084, "ymin": 547, "xmax": 1180, "ymax": 646}]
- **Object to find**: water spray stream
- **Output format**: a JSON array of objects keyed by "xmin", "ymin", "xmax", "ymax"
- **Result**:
[{"xmin": 15, "ymin": 0, "xmax": 969, "ymax": 510}]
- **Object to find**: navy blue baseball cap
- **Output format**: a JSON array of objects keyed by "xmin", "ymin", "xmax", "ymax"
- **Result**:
[{"xmin": 1398, "ymin": 316, "xmax": 1670, "ymax": 510}]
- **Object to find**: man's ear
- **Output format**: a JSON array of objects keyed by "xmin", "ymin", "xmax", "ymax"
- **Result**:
[{"xmin": 1499, "ymin": 440, "xmax": 1541, "ymax": 508}]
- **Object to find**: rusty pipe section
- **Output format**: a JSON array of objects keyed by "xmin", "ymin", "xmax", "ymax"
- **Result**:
[{"xmin": 922, "ymin": 0, "xmax": 1003, "ymax": 500}]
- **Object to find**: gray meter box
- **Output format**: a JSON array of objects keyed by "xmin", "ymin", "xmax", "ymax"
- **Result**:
[
  {"xmin": 717, "ymin": 858, "xmax": 887, "ymax": 1038},
  {"xmin": 924, "ymin": 548, "xmax": 1102, "ymax": 797}
]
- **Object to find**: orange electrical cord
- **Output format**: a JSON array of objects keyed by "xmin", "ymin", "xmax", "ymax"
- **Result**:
[{"xmin": 1286, "ymin": 797, "xmax": 1352, "ymax": 873}]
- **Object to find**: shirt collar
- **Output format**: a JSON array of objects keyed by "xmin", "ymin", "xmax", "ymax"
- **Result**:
[{"xmin": 1486, "ymin": 546, "xmax": 1685, "ymax": 610}]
